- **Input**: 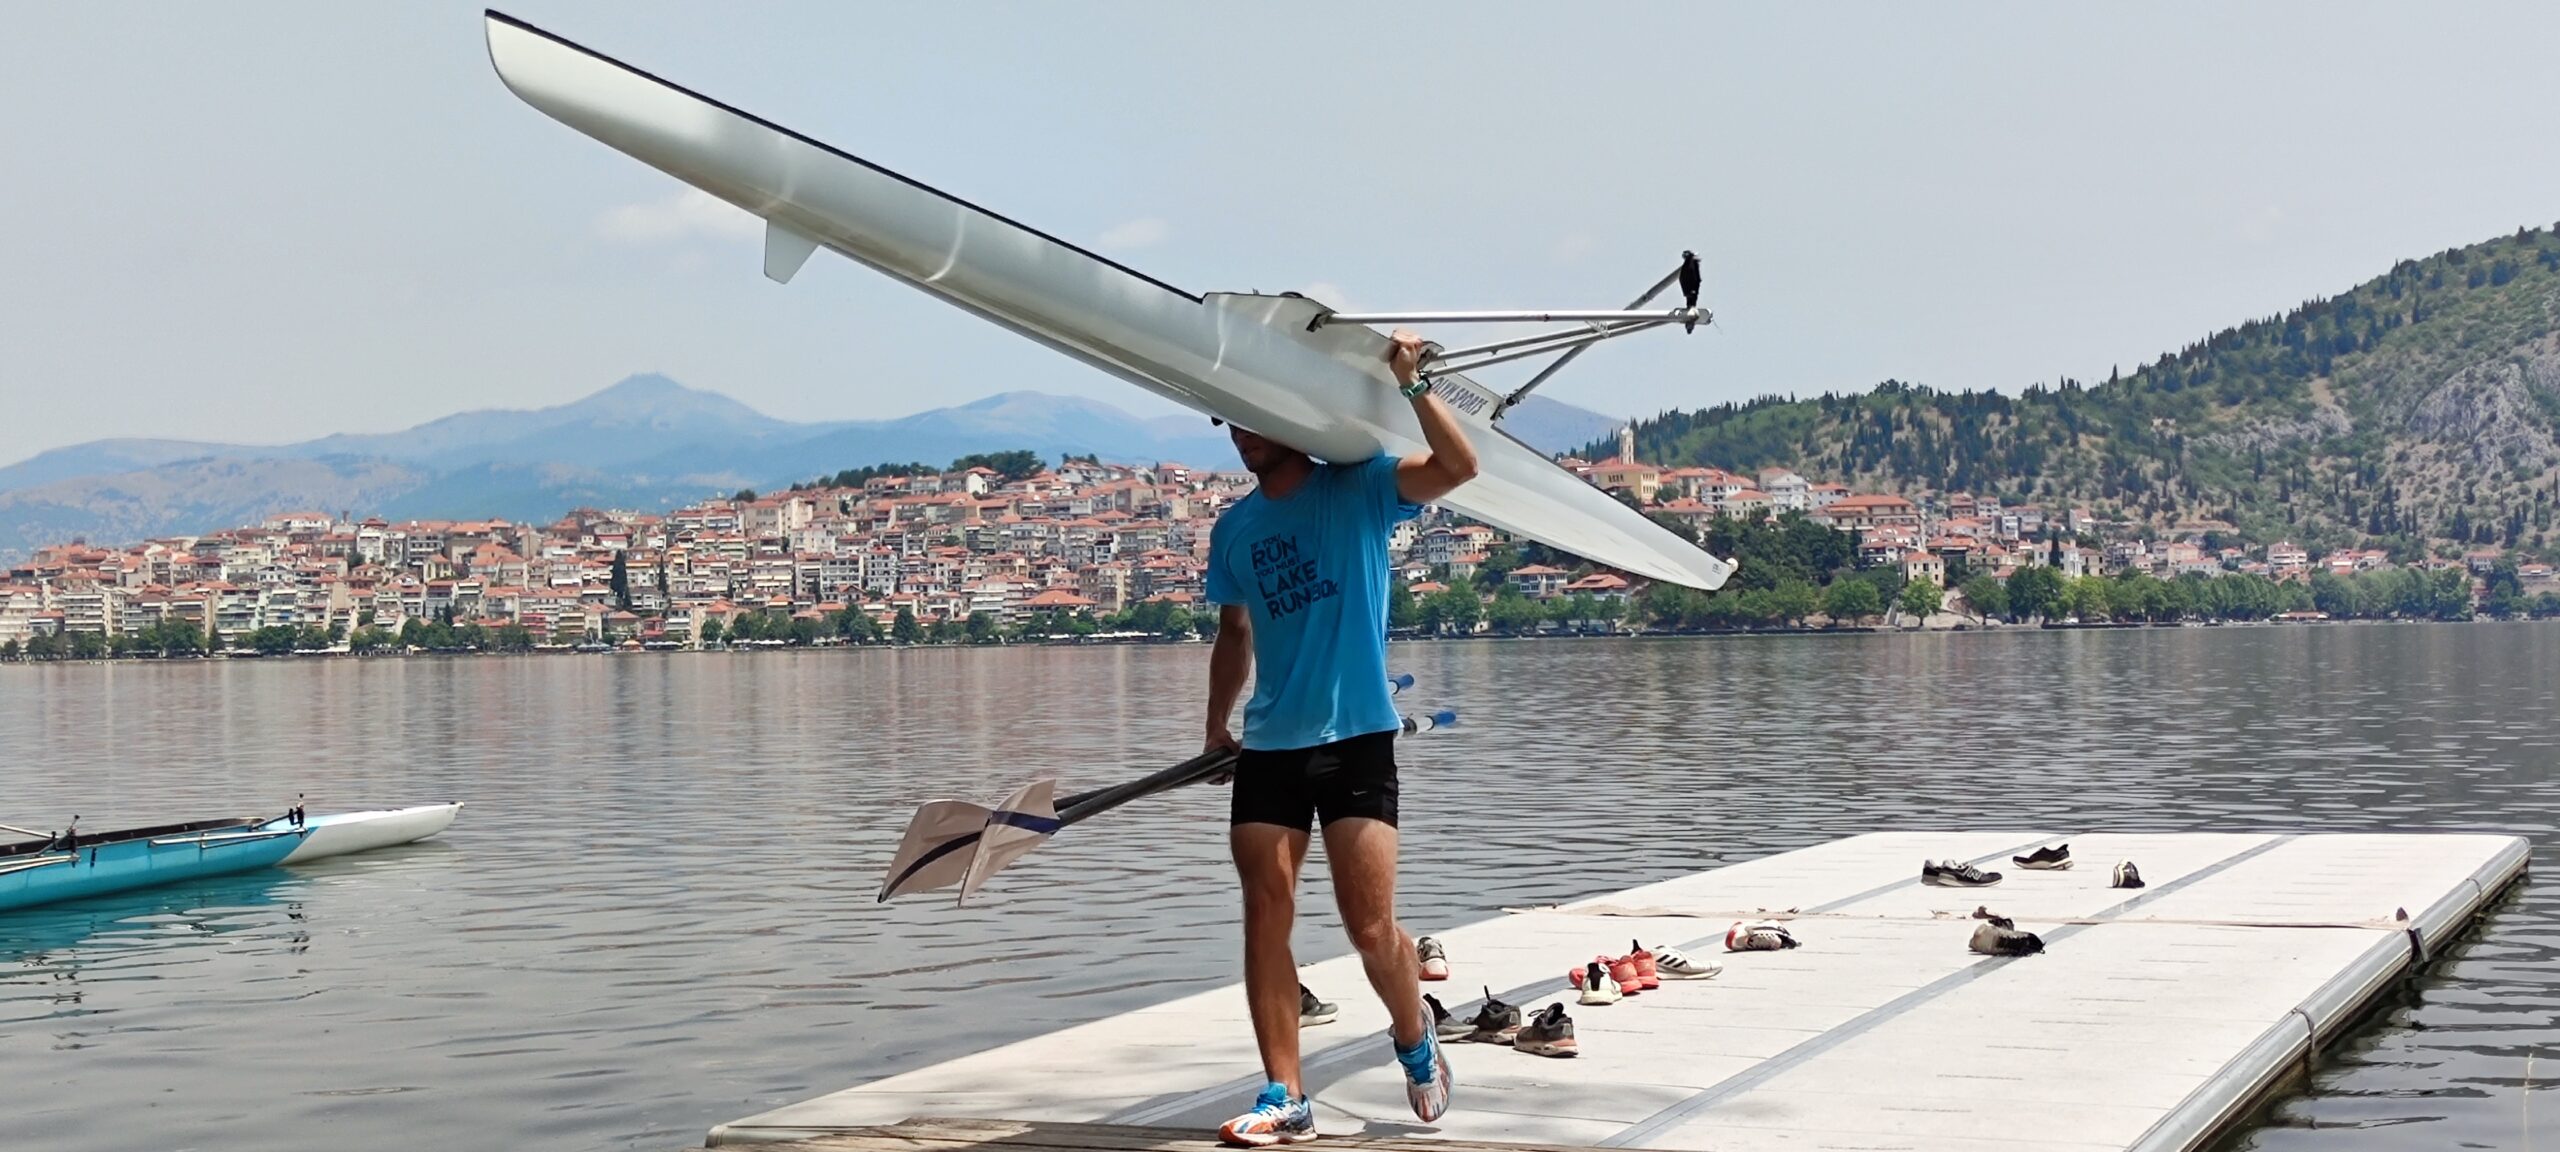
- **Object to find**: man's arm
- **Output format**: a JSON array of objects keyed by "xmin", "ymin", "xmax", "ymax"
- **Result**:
[
  {"xmin": 1205, "ymin": 604, "xmax": 1252, "ymax": 753},
  {"xmin": 1386, "ymin": 329, "xmax": 1480, "ymax": 505}
]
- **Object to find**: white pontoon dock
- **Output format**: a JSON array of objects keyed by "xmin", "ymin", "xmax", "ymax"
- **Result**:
[{"xmin": 709, "ymin": 831, "xmax": 2525, "ymax": 1152}]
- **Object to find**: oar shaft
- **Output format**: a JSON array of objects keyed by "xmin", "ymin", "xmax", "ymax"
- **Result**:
[{"xmin": 1056, "ymin": 748, "xmax": 1238, "ymax": 826}]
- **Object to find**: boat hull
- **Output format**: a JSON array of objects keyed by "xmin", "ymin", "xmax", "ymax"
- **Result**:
[
  {"xmin": 0, "ymin": 821, "xmax": 310, "ymax": 913},
  {"xmin": 272, "ymin": 803, "xmax": 464, "ymax": 863},
  {"xmin": 484, "ymin": 13, "xmax": 1733, "ymax": 590}
]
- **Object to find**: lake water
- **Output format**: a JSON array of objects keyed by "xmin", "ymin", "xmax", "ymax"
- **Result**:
[{"xmin": 1, "ymin": 624, "xmax": 2553, "ymax": 1151}]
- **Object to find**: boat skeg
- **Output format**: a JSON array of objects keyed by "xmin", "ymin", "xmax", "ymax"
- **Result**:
[{"xmin": 765, "ymin": 221, "xmax": 821, "ymax": 284}]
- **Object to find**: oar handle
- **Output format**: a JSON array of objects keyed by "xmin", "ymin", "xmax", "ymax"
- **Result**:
[{"xmin": 1053, "ymin": 708, "xmax": 1458, "ymax": 818}]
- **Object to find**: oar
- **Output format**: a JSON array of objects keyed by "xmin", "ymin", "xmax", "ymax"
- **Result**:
[
  {"xmin": 873, "ymin": 748, "xmax": 1237, "ymax": 905},
  {"xmin": 877, "ymin": 710, "xmax": 1456, "ymax": 905}
]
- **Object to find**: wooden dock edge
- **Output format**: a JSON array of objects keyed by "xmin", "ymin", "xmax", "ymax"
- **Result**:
[{"xmin": 2123, "ymin": 834, "xmax": 2530, "ymax": 1152}]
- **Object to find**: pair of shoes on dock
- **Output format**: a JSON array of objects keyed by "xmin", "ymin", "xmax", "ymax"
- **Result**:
[
  {"xmin": 1924, "ymin": 843, "xmax": 2071, "ymax": 888},
  {"xmin": 1430, "ymin": 985, "xmax": 1519, "ymax": 1043},
  {"xmin": 1425, "ymin": 985, "xmax": 1579, "ymax": 1059},
  {"xmin": 1569, "ymin": 952, "xmax": 1645, "ymax": 1002}
]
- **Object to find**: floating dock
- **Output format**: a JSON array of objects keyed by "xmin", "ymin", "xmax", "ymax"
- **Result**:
[{"xmin": 713, "ymin": 831, "xmax": 2527, "ymax": 1152}]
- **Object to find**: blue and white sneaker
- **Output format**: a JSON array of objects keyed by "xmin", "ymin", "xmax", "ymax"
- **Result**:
[
  {"xmin": 1218, "ymin": 1082, "xmax": 1316, "ymax": 1147},
  {"xmin": 1395, "ymin": 1028, "xmax": 1455, "ymax": 1123}
]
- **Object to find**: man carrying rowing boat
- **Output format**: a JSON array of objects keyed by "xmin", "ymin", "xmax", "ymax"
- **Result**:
[{"xmin": 1205, "ymin": 329, "xmax": 1478, "ymax": 1145}]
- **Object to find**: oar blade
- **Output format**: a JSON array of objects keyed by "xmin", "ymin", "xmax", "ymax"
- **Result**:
[
  {"xmin": 876, "ymin": 799, "xmax": 994, "ymax": 902},
  {"xmin": 958, "ymin": 779, "xmax": 1061, "ymax": 905}
]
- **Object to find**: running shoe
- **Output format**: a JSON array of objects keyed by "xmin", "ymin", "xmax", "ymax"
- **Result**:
[
  {"xmin": 1218, "ymin": 1082, "xmax": 1317, "ymax": 1147},
  {"xmin": 1426, "ymin": 993, "xmax": 1471, "ymax": 1040},
  {"xmin": 2013, "ymin": 844, "xmax": 2072, "ymax": 870},
  {"xmin": 1921, "ymin": 859, "xmax": 2003, "ymax": 887},
  {"xmin": 1513, "ymin": 1002, "xmax": 1579, "ymax": 1058},
  {"xmin": 1575, "ymin": 960, "xmax": 1621, "ymax": 1005},
  {"xmin": 1299, "ymin": 983, "xmax": 1337, "ymax": 1028},
  {"xmin": 1393, "ymin": 1028, "xmax": 1454, "ymax": 1122},
  {"xmin": 2112, "ymin": 860, "xmax": 2146, "ymax": 889},
  {"xmin": 1969, "ymin": 920, "xmax": 2046, "ymax": 956},
  {"xmin": 1462, "ymin": 985, "xmax": 1522, "ymax": 1044},
  {"xmin": 1724, "ymin": 920, "xmax": 1800, "ymax": 952},
  {"xmin": 1650, "ymin": 943, "xmax": 1723, "ymax": 980},
  {"xmin": 1606, "ymin": 953, "xmax": 1645, "ymax": 996},
  {"xmin": 1626, "ymin": 939, "xmax": 1661, "ymax": 989},
  {"xmin": 1416, "ymin": 936, "xmax": 1451, "ymax": 981}
]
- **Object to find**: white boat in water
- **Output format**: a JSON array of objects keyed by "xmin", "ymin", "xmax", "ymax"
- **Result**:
[{"xmin": 263, "ymin": 803, "xmax": 464, "ymax": 864}]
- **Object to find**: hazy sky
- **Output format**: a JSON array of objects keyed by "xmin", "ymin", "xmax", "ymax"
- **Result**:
[{"xmin": 5, "ymin": 2, "xmax": 2558, "ymax": 465}]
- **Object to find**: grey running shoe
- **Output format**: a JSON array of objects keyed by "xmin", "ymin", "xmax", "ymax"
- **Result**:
[
  {"xmin": 1922, "ymin": 859, "xmax": 2003, "ymax": 887},
  {"xmin": 1514, "ymin": 1002, "xmax": 1579, "ymax": 1058},
  {"xmin": 1299, "ymin": 983, "xmax": 1337, "ymax": 1027},
  {"xmin": 1427, "ymin": 992, "xmax": 1471, "ymax": 1039},
  {"xmin": 2112, "ymin": 861, "xmax": 2146, "ymax": 889}
]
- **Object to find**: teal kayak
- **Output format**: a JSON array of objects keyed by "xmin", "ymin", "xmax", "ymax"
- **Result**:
[{"xmin": 0, "ymin": 817, "xmax": 311, "ymax": 913}]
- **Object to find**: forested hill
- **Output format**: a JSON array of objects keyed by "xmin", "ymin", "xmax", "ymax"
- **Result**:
[{"xmin": 1601, "ymin": 222, "xmax": 2560, "ymax": 557}]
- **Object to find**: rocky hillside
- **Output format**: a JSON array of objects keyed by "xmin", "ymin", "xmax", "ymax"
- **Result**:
[{"xmin": 1606, "ymin": 222, "xmax": 2560, "ymax": 558}]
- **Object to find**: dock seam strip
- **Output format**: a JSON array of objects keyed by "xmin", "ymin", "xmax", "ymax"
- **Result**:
[
  {"xmin": 1104, "ymin": 836, "xmax": 2054, "ymax": 1127},
  {"xmin": 1594, "ymin": 833, "xmax": 2300, "ymax": 1148}
]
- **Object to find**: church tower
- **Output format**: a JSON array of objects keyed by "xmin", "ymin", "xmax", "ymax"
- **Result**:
[{"xmin": 1617, "ymin": 422, "xmax": 1636, "ymax": 464}]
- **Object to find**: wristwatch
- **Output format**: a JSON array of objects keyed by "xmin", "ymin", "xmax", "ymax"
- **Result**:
[{"xmin": 1399, "ymin": 377, "xmax": 1432, "ymax": 400}]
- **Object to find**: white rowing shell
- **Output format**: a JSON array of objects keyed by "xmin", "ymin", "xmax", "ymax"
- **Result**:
[{"xmin": 485, "ymin": 13, "xmax": 1734, "ymax": 590}]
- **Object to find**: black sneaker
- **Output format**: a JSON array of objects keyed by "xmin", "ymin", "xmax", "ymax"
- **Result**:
[
  {"xmin": 1513, "ymin": 1002, "xmax": 1579, "ymax": 1058},
  {"xmin": 1922, "ymin": 859, "xmax": 2003, "ymax": 887},
  {"xmin": 1426, "ymin": 992, "xmax": 1470, "ymax": 1039},
  {"xmin": 1299, "ymin": 983, "xmax": 1337, "ymax": 1027},
  {"xmin": 1969, "ymin": 921, "xmax": 2045, "ymax": 956},
  {"xmin": 2111, "ymin": 861, "xmax": 2145, "ymax": 889},
  {"xmin": 2012, "ymin": 844, "xmax": 2072, "ymax": 870},
  {"xmin": 1464, "ymin": 985, "xmax": 1523, "ymax": 1044}
]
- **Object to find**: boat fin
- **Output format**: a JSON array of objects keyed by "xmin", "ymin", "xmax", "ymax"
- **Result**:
[
  {"xmin": 875, "ymin": 799, "xmax": 992, "ymax": 902},
  {"xmin": 958, "ymin": 779, "xmax": 1061, "ymax": 906},
  {"xmin": 764, "ymin": 221, "xmax": 821, "ymax": 284}
]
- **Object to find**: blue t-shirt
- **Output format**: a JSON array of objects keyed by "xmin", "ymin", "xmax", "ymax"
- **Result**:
[{"xmin": 1206, "ymin": 455, "xmax": 1421, "ymax": 751}]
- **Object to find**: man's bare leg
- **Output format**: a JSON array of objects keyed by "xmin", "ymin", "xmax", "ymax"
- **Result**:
[
  {"xmin": 1320, "ymin": 816, "xmax": 1426, "ymax": 1049},
  {"xmin": 1233, "ymin": 822, "xmax": 1312, "ymax": 1093}
]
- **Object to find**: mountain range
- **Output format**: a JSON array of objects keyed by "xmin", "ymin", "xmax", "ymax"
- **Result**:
[
  {"xmin": 0, "ymin": 377, "xmax": 1620, "ymax": 561},
  {"xmin": 1601, "ymin": 222, "xmax": 2560, "ymax": 559}
]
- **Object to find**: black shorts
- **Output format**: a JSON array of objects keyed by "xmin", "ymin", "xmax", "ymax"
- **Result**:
[{"xmin": 1230, "ymin": 729, "xmax": 1400, "ymax": 830}]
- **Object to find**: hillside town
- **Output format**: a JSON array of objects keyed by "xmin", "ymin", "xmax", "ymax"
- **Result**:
[{"xmin": 4, "ymin": 427, "xmax": 2556, "ymax": 657}]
